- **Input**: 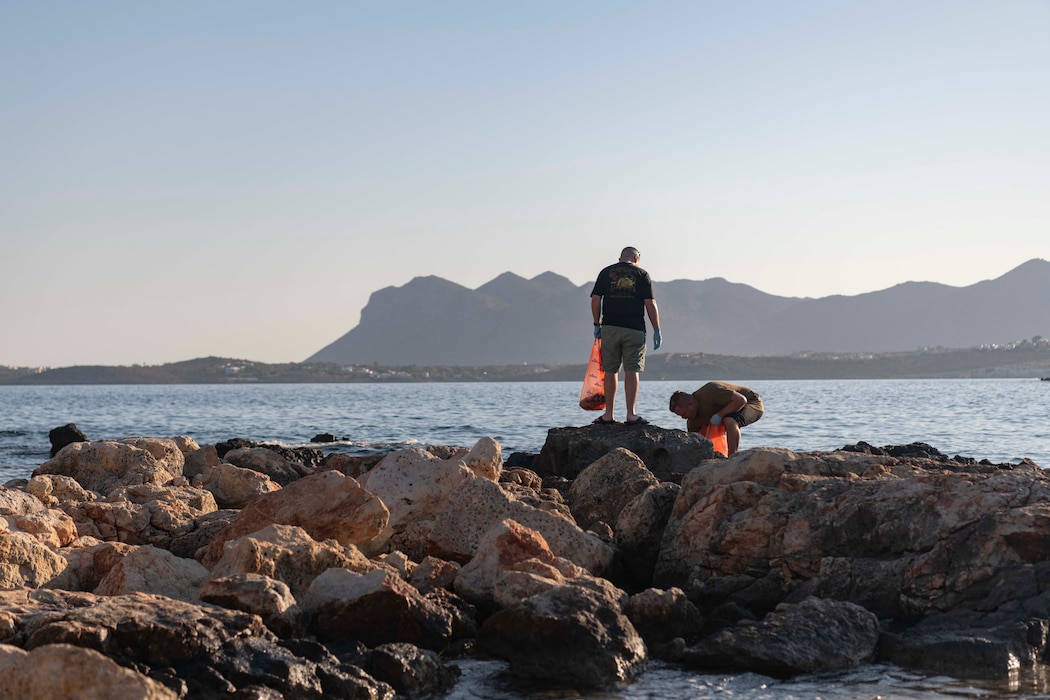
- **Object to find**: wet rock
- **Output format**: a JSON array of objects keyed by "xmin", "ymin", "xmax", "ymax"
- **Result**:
[
  {"xmin": 477, "ymin": 578, "xmax": 647, "ymax": 686},
  {"xmin": 367, "ymin": 642, "xmax": 459, "ymax": 697},
  {"xmin": 624, "ymin": 587, "xmax": 703, "ymax": 647},
  {"xmin": 682, "ymin": 597, "xmax": 879, "ymax": 677}
]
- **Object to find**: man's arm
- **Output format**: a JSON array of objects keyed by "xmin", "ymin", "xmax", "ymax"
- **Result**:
[
  {"xmin": 644, "ymin": 299, "xmax": 660, "ymax": 331},
  {"xmin": 713, "ymin": 391, "xmax": 748, "ymax": 422},
  {"xmin": 591, "ymin": 294, "xmax": 603, "ymax": 325}
]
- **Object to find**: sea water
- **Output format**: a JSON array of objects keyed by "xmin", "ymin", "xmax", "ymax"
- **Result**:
[{"xmin": 2, "ymin": 378, "xmax": 1050, "ymax": 697}]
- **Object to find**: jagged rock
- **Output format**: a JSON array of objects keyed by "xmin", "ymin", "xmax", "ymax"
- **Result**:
[
  {"xmin": 223, "ymin": 447, "xmax": 312, "ymax": 486},
  {"xmin": 615, "ymin": 482, "xmax": 680, "ymax": 590},
  {"xmin": 532, "ymin": 423, "xmax": 718, "ymax": 481},
  {"xmin": 366, "ymin": 642, "xmax": 459, "ymax": 697},
  {"xmin": 453, "ymin": 519, "xmax": 588, "ymax": 611},
  {"xmin": 358, "ymin": 438, "xmax": 502, "ymax": 553},
  {"xmin": 624, "ymin": 587, "xmax": 704, "ymax": 647},
  {"xmin": 182, "ymin": 443, "xmax": 220, "ymax": 480},
  {"xmin": 303, "ymin": 568, "xmax": 454, "ymax": 651},
  {"xmin": 681, "ymin": 597, "xmax": 879, "ymax": 677},
  {"xmin": 34, "ymin": 438, "xmax": 185, "ymax": 494},
  {"xmin": 0, "ymin": 642, "xmax": 177, "ymax": 699},
  {"xmin": 408, "ymin": 556, "xmax": 460, "ymax": 595},
  {"xmin": 168, "ymin": 509, "xmax": 239, "ymax": 560},
  {"xmin": 94, "ymin": 545, "xmax": 209, "ymax": 601},
  {"xmin": 476, "ymin": 577, "xmax": 647, "ymax": 686},
  {"xmin": 200, "ymin": 471, "xmax": 388, "ymax": 567},
  {"xmin": 0, "ymin": 589, "xmax": 270, "ymax": 668},
  {"xmin": 207, "ymin": 523, "xmax": 376, "ymax": 598},
  {"xmin": 62, "ymin": 483, "xmax": 217, "ymax": 549},
  {"xmin": 25, "ymin": 474, "xmax": 96, "ymax": 507},
  {"xmin": 0, "ymin": 531, "xmax": 71, "ymax": 589},
  {"xmin": 655, "ymin": 448, "xmax": 1050, "ymax": 615},
  {"xmin": 199, "ymin": 573, "xmax": 305, "ymax": 638},
  {"xmin": 429, "ymin": 477, "xmax": 614, "ymax": 575},
  {"xmin": 47, "ymin": 423, "xmax": 87, "ymax": 458},
  {"xmin": 193, "ymin": 462, "xmax": 281, "ymax": 509},
  {"xmin": 567, "ymin": 448, "xmax": 660, "ymax": 531},
  {"xmin": 0, "ymin": 488, "xmax": 77, "ymax": 549},
  {"xmin": 57, "ymin": 538, "xmax": 135, "ymax": 592}
]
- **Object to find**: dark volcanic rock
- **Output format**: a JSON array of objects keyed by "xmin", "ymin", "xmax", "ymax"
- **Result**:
[
  {"xmin": 532, "ymin": 423, "xmax": 718, "ymax": 482},
  {"xmin": 48, "ymin": 423, "xmax": 87, "ymax": 457}
]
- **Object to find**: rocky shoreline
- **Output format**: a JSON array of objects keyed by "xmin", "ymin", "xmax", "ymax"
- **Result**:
[{"xmin": 0, "ymin": 422, "xmax": 1048, "ymax": 697}]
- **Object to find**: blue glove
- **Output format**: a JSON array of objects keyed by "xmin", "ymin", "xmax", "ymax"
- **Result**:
[
  {"xmin": 653, "ymin": 329, "xmax": 662, "ymax": 350},
  {"xmin": 709, "ymin": 413, "xmax": 723, "ymax": 426},
  {"xmin": 593, "ymin": 324, "xmax": 601, "ymax": 339}
]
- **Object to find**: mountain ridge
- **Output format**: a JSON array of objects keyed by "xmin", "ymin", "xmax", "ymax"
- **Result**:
[{"xmin": 307, "ymin": 259, "xmax": 1050, "ymax": 366}]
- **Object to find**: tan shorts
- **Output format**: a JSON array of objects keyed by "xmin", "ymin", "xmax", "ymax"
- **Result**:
[{"xmin": 601, "ymin": 325, "xmax": 646, "ymax": 372}]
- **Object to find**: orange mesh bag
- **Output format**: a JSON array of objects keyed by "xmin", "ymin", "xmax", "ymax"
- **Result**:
[
  {"xmin": 578, "ymin": 339, "xmax": 606, "ymax": 411},
  {"xmin": 701, "ymin": 423, "xmax": 728, "ymax": 457}
]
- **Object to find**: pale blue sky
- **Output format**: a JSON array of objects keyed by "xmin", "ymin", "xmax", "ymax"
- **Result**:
[{"xmin": 2, "ymin": 1, "xmax": 1047, "ymax": 367}]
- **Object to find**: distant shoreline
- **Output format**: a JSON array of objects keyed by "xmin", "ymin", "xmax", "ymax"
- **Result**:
[{"xmin": 4, "ymin": 343, "xmax": 1050, "ymax": 385}]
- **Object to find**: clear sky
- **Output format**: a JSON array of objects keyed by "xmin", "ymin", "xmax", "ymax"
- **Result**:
[{"xmin": 2, "ymin": 1, "xmax": 1047, "ymax": 367}]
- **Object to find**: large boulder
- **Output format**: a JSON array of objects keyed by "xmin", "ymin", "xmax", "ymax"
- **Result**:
[
  {"xmin": 47, "ymin": 423, "xmax": 88, "ymax": 457},
  {"xmin": 428, "ymin": 477, "xmax": 613, "ymax": 575},
  {"xmin": 206, "ymin": 523, "xmax": 376, "ymax": 597},
  {"xmin": 453, "ymin": 519, "xmax": 589, "ymax": 611},
  {"xmin": 302, "ymin": 568, "xmax": 454, "ymax": 651},
  {"xmin": 94, "ymin": 545, "xmax": 209, "ymax": 602},
  {"xmin": 615, "ymin": 482, "xmax": 680, "ymax": 590},
  {"xmin": 200, "ymin": 471, "xmax": 388, "ymax": 567},
  {"xmin": 476, "ymin": 578, "xmax": 647, "ymax": 686},
  {"xmin": 62, "ymin": 484, "xmax": 217, "ymax": 549},
  {"xmin": 682, "ymin": 597, "xmax": 880, "ymax": 676},
  {"xmin": 358, "ymin": 438, "xmax": 502, "ymax": 553},
  {"xmin": 34, "ymin": 438, "xmax": 185, "ymax": 494},
  {"xmin": 567, "ymin": 448, "xmax": 661, "ymax": 531},
  {"xmin": 532, "ymin": 423, "xmax": 718, "ymax": 481},
  {"xmin": 222, "ymin": 446, "xmax": 312, "ymax": 486},
  {"xmin": 0, "ymin": 642, "xmax": 177, "ymax": 699}
]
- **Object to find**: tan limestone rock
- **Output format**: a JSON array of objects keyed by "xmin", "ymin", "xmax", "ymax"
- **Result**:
[
  {"xmin": 200, "ymin": 471, "xmax": 388, "ymax": 567},
  {"xmin": 0, "ymin": 643, "xmax": 178, "ymax": 700},
  {"xmin": 94, "ymin": 545, "xmax": 209, "ymax": 602},
  {"xmin": 207, "ymin": 523, "xmax": 376, "ymax": 598},
  {"xmin": 193, "ymin": 462, "xmax": 281, "ymax": 509}
]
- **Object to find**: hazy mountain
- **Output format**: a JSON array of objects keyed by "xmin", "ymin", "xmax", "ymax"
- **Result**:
[{"xmin": 306, "ymin": 259, "xmax": 1050, "ymax": 365}]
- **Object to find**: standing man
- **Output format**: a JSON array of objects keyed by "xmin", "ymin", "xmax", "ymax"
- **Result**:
[
  {"xmin": 669, "ymin": 382, "xmax": 763, "ymax": 455},
  {"xmin": 591, "ymin": 246, "xmax": 662, "ymax": 425}
]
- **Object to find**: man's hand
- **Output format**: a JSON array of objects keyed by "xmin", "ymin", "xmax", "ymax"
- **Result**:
[
  {"xmin": 593, "ymin": 325, "xmax": 601, "ymax": 339},
  {"xmin": 653, "ymin": 329, "xmax": 662, "ymax": 349},
  {"xmin": 709, "ymin": 413, "xmax": 723, "ymax": 426}
]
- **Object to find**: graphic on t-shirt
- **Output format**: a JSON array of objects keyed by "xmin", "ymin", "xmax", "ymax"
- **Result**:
[{"xmin": 608, "ymin": 271, "xmax": 637, "ymax": 297}]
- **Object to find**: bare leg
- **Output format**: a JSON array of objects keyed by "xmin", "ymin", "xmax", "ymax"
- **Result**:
[
  {"xmin": 602, "ymin": 370, "xmax": 618, "ymax": 422},
  {"xmin": 624, "ymin": 370, "xmax": 640, "ymax": 421},
  {"xmin": 725, "ymin": 416, "xmax": 741, "ymax": 455}
]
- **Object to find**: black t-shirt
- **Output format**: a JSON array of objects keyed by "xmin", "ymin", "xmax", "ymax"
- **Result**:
[{"xmin": 591, "ymin": 262, "xmax": 654, "ymax": 332}]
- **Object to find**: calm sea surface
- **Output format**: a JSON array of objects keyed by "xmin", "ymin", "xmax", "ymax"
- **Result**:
[{"xmin": 2, "ymin": 378, "xmax": 1050, "ymax": 698}]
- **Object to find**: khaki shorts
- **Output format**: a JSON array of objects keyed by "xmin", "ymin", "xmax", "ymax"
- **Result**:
[{"xmin": 601, "ymin": 325, "xmax": 646, "ymax": 372}]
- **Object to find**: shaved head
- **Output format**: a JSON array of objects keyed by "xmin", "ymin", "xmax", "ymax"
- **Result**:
[{"xmin": 619, "ymin": 247, "xmax": 640, "ymax": 262}]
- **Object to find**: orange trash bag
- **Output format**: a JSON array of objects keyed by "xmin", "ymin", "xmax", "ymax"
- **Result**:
[
  {"xmin": 578, "ymin": 339, "xmax": 606, "ymax": 411},
  {"xmin": 701, "ymin": 423, "xmax": 728, "ymax": 457}
]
